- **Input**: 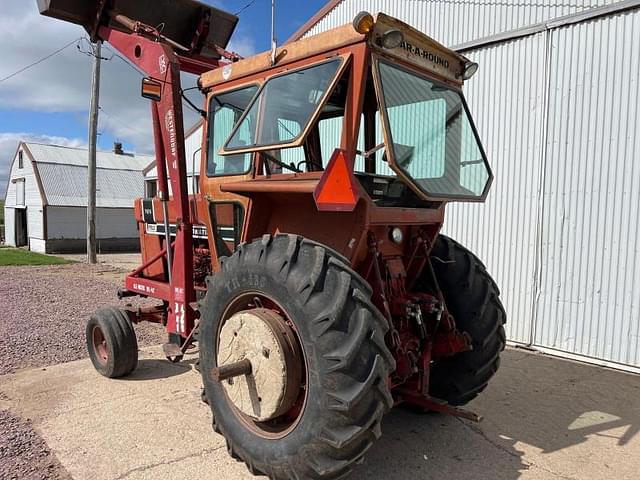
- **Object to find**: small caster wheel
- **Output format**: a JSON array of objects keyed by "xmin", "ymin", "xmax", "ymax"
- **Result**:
[{"xmin": 86, "ymin": 307, "xmax": 138, "ymax": 378}]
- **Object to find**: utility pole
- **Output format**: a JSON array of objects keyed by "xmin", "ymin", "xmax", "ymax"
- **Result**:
[{"xmin": 87, "ymin": 41, "xmax": 101, "ymax": 264}]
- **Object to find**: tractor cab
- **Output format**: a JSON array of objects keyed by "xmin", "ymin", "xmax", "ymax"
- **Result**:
[{"xmin": 199, "ymin": 12, "xmax": 492, "ymax": 223}]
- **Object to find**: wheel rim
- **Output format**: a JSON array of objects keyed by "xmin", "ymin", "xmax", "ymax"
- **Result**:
[
  {"xmin": 92, "ymin": 325, "xmax": 109, "ymax": 365},
  {"xmin": 217, "ymin": 292, "xmax": 308, "ymax": 439}
]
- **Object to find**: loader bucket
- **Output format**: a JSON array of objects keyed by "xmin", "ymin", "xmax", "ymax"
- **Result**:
[{"xmin": 37, "ymin": 0, "xmax": 238, "ymax": 59}]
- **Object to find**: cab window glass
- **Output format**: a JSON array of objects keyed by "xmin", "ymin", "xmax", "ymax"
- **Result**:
[
  {"xmin": 385, "ymin": 98, "xmax": 447, "ymax": 178},
  {"xmin": 225, "ymin": 59, "xmax": 343, "ymax": 151},
  {"xmin": 278, "ymin": 121, "xmax": 307, "ymax": 170},
  {"xmin": 207, "ymin": 85, "xmax": 258, "ymax": 177},
  {"xmin": 377, "ymin": 61, "xmax": 491, "ymax": 198},
  {"xmin": 318, "ymin": 113, "xmax": 393, "ymax": 175}
]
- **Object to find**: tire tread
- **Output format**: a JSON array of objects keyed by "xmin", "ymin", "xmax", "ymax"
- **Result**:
[
  {"xmin": 200, "ymin": 234, "xmax": 394, "ymax": 480},
  {"xmin": 428, "ymin": 235, "xmax": 506, "ymax": 406}
]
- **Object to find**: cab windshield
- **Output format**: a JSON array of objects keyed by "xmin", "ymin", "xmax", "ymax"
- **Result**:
[
  {"xmin": 377, "ymin": 60, "xmax": 491, "ymax": 199},
  {"xmin": 223, "ymin": 58, "xmax": 344, "ymax": 153}
]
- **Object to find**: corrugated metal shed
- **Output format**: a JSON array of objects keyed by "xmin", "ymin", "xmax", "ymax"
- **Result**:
[
  {"xmin": 444, "ymin": 32, "xmax": 549, "ymax": 345},
  {"xmin": 446, "ymin": 5, "xmax": 640, "ymax": 370},
  {"xmin": 36, "ymin": 163, "xmax": 145, "ymax": 208},
  {"xmin": 298, "ymin": 0, "xmax": 618, "ymax": 46},
  {"xmin": 295, "ymin": 1, "xmax": 640, "ymax": 371},
  {"xmin": 24, "ymin": 143, "xmax": 153, "ymax": 209},
  {"xmin": 534, "ymin": 8, "xmax": 640, "ymax": 368}
]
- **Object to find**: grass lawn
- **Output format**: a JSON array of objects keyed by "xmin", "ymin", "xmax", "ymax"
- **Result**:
[{"xmin": 0, "ymin": 247, "xmax": 73, "ymax": 266}]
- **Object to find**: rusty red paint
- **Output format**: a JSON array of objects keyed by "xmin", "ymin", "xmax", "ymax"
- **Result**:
[
  {"xmin": 99, "ymin": 27, "xmax": 201, "ymax": 338},
  {"xmin": 92, "ymin": 326, "xmax": 108, "ymax": 366}
]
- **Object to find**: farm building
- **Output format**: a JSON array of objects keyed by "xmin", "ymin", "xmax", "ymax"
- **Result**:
[
  {"xmin": 292, "ymin": 0, "xmax": 640, "ymax": 372},
  {"xmin": 144, "ymin": 122, "xmax": 203, "ymax": 196},
  {"xmin": 3, "ymin": 142, "xmax": 153, "ymax": 253}
]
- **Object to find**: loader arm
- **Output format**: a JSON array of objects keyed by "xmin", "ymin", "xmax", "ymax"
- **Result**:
[{"xmin": 39, "ymin": 0, "xmax": 240, "ymax": 340}]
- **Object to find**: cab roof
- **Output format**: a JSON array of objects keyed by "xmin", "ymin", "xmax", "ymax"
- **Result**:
[{"xmin": 200, "ymin": 13, "xmax": 470, "ymax": 89}]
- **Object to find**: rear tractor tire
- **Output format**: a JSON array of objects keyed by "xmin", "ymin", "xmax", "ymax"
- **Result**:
[
  {"xmin": 428, "ymin": 235, "xmax": 507, "ymax": 406},
  {"xmin": 86, "ymin": 307, "xmax": 138, "ymax": 378},
  {"xmin": 199, "ymin": 234, "xmax": 395, "ymax": 480}
]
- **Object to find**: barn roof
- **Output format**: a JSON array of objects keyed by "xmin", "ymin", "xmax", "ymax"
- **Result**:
[
  {"xmin": 26, "ymin": 143, "xmax": 152, "ymax": 171},
  {"xmin": 23, "ymin": 142, "xmax": 154, "ymax": 209}
]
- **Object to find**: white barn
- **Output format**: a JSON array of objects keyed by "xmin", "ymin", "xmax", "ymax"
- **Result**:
[
  {"xmin": 3, "ymin": 142, "xmax": 153, "ymax": 253},
  {"xmin": 292, "ymin": 0, "xmax": 640, "ymax": 372},
  {"xmin": 144, "ymin": 122, "xmax": 203, "ymax": 196}
]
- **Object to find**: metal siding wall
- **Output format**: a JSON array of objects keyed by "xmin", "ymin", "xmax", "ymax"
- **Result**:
[
  {"xmin": 5, "ymin": 148, "xmax": 45, "ymax": 240},
  {"xmin": 443, "ymin": 34, "xmax": 548, "ymax": 344},
  {"xmin": 47, "ymin": 207, "xmax": 138, "ymax": 239},
  {"xmin": 29, "ymin": 238, "xmax": 47, "ymax": 254},
  {"xmin": 185, "ymin": 126, "xmax": 203, "ymax": 178},
  {"xmin": 27, "ymin": 208, "xmax": 44, "ymax": 242},
  {"xmin": 305, "ymin": 0, "xmax": 616, "ymax": 46},
  {"xmin": 535, "ymin": 9, "xmax": 640, "ymax": 367}
]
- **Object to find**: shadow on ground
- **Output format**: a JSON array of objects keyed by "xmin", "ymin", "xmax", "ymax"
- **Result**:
[
  {"xmin": 120, "ymin": 358, "xmax": 197, "ymax": 381},
  {"xmin": 354, "ymin": 349, "xmax": 640, "ymax": 480}
]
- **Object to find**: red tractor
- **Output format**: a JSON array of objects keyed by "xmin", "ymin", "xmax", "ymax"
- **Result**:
[{"xmin": 40, "ymin": 1, "xmax": 506, "ymax": 478}]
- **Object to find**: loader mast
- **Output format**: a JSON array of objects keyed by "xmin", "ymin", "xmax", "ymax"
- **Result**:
[{"xmin": 104, "ymin": 27, "xmax": 196, "ymax": 338}]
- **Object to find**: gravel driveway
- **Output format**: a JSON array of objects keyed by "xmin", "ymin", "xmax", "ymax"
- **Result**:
[{"xmin": 0, "ymin": 263, "xmax": 166, "ymax": 480}]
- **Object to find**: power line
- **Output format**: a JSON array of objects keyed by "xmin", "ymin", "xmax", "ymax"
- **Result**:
[
  {"xmin": 77, "ymin": 37, "xmax": 114, "ymax": 60},
  {"xmin": 0, "ymin": 38, "xmax": 82, "ymax": 84},
  {"xmin": 235, "ymin": 0, "xmax": 258, "ymax": 16},
  {"xmin": 99, "ymin": 106, "xmax": 148, "ymax": 137},
  {"xmin": 103, "ymin": 45, "xmax": 145, "ymax": 77}
]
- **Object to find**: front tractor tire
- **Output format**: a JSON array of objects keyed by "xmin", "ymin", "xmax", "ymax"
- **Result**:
[
  {"xmin": 199, "ymin": 234, "xmax": 395, "ymax": 480},
  {"xmin": 428, "ymin": 235, "xmax": 507, "ymax": 406},
  {"xmin": 86, "ymin": 307, "xmax": 138, "ymax": 378}
]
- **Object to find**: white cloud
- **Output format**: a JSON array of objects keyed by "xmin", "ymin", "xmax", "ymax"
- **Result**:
[
  {"xmin": 228, "ymin": 34, "xmax": 258, "ymax": 58},
  {"xmin": 0, "ymin": 0, "xmax": 263, "ymax": 200},
  {"xmin": 0, "ymin": 0, "xmax": 217, "ymax": 172},
  {"xmin": 0, "ymin": 132, "xmax": 86, "ymax": 198}
]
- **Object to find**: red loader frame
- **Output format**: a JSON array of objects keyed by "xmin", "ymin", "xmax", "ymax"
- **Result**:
[{"xmin": 96, "ymin": 16, "xmax": 227, "ymax": 345}]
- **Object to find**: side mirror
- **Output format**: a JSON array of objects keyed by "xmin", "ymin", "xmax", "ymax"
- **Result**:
[{"xmin": 141, "ymin": 77, "xmax": 162, "ymax": 101}]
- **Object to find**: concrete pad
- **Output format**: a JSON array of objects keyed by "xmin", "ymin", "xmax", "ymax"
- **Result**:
[{"xmin": 1, "ymin": 347, "xmax": 639, "ymax": 480}]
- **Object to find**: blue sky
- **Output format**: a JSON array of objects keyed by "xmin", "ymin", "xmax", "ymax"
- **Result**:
[{"xmin": 0, "ymin": 0, "xmax": 327, "ymax": 197}]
